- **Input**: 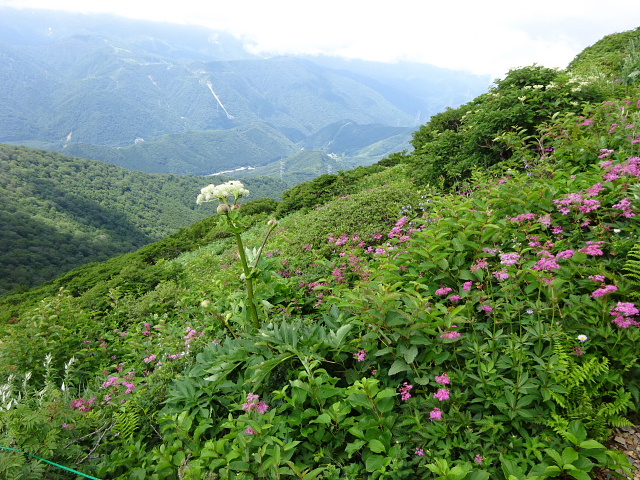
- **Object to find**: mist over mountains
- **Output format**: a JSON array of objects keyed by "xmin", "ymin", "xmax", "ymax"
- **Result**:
[{"xmin": 0, "ymin": 7, "xmax": 490, "ymax": 176}]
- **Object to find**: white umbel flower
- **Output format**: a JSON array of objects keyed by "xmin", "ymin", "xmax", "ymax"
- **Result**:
[{"xmin": 196, "ymin": 180, "xmax": 249, "ymax": 204}]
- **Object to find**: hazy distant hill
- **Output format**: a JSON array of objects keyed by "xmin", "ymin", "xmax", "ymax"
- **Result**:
[{"xmin": 0, "ymin": 7, "xmax": 490, "ymax": 176}]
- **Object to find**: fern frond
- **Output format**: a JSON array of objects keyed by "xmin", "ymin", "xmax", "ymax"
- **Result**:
[
  {"xmin": 113, "ymin": 402, "xmax": 141, "ymax": 442},
  {"xmin": 623, "ymin": 242, "xmax": 640, "ymax": 286}
]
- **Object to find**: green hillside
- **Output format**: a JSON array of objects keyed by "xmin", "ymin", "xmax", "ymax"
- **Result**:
[
  {"xmin": 0, "ymin": 144, "xmax": 287, "ymax": 293},
  {"xmin": 2, "ymin": 27, "xmax": 640, "ymax": 480}
]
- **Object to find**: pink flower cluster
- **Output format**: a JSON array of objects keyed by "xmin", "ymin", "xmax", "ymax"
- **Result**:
[
  {"xmin": 429, "ymin": 407, "xmax": 443, "ymax": 421},
  {"xmin": 435, "ymin": 286, "xmax": 453, "ymax": 295},
  {"xmin": 242, "ymin": 393, "xmax": 269, "ymax": 414},
  {"xmin": 434, "ymin": 388, "xmax": 450, "ymax": 401},
  {"xmin": 610, "ymin": 302, "xmax": 640, "ymax": 328},
  {"xmin": 579, "ymin": 241, "xmax": 605, "ymax": 256},
  {"xmin": 554, "ymin": 192, "xmax": 601, "ymax": 215},
  {"xmin": 591, "ymin": 285, "xmax": 618, "ymax": 298},
  {"xmin": 600, "ymin": 156, "xmax": 640, "ymax": 181},
  {"xmin": 354, "ymin": 349, "xmax": 367, "ymax": 362},
  {"xmin": 440, "ymin": 330, "xmax": 461, "ymax": 340},
  {"xmin": 499, "ymin": 253, "xmax": 520, "ymax": 266},
  {"xmin": 399, "ymin": 382, "xmax": 413, "ymax": 401},
  {"xmin": 612, "ymin": 198, "xmax": 636, "ymax": 218},
  {"xmin": 70, "ymin": 397, "xmax": 97, "ymax": 413}
]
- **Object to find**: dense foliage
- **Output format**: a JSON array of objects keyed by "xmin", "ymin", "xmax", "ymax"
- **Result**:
[{"xmin": 2, "ymin": 26, "xmax": 640, "ymax": 480}]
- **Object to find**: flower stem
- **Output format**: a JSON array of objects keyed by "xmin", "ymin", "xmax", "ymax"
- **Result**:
[{"xmin": 227, "ymin": 216, "xmax": 260, "ymax": 330}]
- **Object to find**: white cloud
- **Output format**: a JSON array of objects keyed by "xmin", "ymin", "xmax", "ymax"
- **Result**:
[{"xmin": 2, "ymin": 0, "xmax": 639, "ymax": 77}]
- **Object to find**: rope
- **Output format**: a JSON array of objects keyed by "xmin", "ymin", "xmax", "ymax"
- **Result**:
[{"xmin": 0, "ymin": 445, "xmax": 103, "ymax": 480}]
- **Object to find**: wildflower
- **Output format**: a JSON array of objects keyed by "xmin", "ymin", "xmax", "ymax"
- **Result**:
[
  {"xmin": 480, "ymin": 304, "xmax": 493, "ymax": 313},
  {"xmin": 591, "ymin": 285, "xmax": 618, "ymax": 298},
  {"xmin": 589, "ymin": 274, "xmax": 606, "ymax": 282},
  {"xmin": 556, "ymin": 250, "xmax": 575, "ymax": 259},
  {"xmin": 143, "ymin": 354, "xmax": 157, "ymax": 363},
  {"xmin": 471, "ymin": 259, "xmax": 489, "ymax": 271},
  {"xmin": 245, "ymin": 427, "xmax": 258, "ymax": 435},
  {"xmin": 483, "ymin": 247, "xmax": 500, "ymax": 255},
  {"xmin": 579, "ymin": 241, "xmax": 605, "ymax": 256},
  {"xmin": 415, "ymin": 448, "xmax": 425, "ymax": 456},
  {"xmin": 435, "ymin": 286, "xmax": 453, "ymax": 295},
  {"xmin": 434, "ymin": 389, "xmax": 450, "ymax": 401},
  {"xmin": 435, "ymin": 373, "xmax": 451, "ymax": 385},
  {"xmin": 526, "ymin": 309, "xmax": 534, "ymax": 314},
  {"xmin": 499, "ymin": 253, "xmax": 520, "ymax": 266},
  {"xmin": 242, "ymin": 393, "xmax": 269, "ymax": 414},
  {"xmin": 613, "ymin": 198, "xmax": 636, "ymax": 218},
  {"xmin": 448, "ymin": 294, "xmax": 461, "ymax": 302},
  {"xmin": 354, "ymin": 349, "xmax": 367, "ymax": 362},
  {"xmin": 532, "ymin": 256, "xmax": 561, "ymax": 271},
  {"xmin": 492, "ymin": 268, "xmax": 509, "ymax": 281},
  {"xmin": 475, "ymin": 455, "xmax": 484, "ymax": 465},
  {"xmin": 399, "ymin": 382, "xmax": 413, "ymax": 401},
  {"xmin": 440, "ymin": 331, "xmax": 461, "ymax": 340},
  {"xmin": 196, "ymin": 180, "xmax": 249, "ymax": 204},
  {"xmin": 573, "ymin": 346, "xmax": 585, "ymax": 356},
  {"xmin": 463, "ymin": 281, "xmax": 473, "ymax": 291},
  {"xmin": 577, "ymin": 334, "xmax": 588, "ymax": 342},
  {"xmin": 429, "ymin": 407, "xmax": 443, "ymax": 421}
]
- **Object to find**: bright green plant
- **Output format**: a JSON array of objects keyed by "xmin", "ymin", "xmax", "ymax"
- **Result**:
[{"xmin": 196, "ymin": 181, "xmax": 278, "ymax": 330}]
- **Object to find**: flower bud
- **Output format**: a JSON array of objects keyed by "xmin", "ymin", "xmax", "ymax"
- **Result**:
[
  {"xmin": 201, "ymin": 299, "xmax": 211, "ymax": 308},
  {"xmin": 267, "ymin": 219, "xmax": 277, "ymax": 227},
  {"xmin": 217, "ymin": 203, "xmax": 230, "ymax": 215}
]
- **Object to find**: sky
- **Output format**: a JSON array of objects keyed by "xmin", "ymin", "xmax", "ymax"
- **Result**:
[{"xmin": 1, "ymin": 0, "xmax": 640, "ymax": 79}]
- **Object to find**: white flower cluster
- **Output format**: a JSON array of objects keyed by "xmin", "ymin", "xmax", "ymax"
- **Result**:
[{"xmin": 196, "ymin": 180, "xmax": 249, "ymax": 204}]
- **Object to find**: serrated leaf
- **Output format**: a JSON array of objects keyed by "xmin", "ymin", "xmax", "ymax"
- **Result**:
[{"xmin": 388, "ymin": 359, "xmax": 410, "ymax": 375}]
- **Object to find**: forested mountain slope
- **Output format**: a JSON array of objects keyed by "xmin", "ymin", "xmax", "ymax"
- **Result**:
[{"xmin": 0, "ymin": 144, "xmax": 286, "ymax": 293}]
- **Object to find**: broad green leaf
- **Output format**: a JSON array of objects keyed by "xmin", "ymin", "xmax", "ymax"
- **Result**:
[{"xmin": 368, "ymin": 439, "xmax": 386, "ymax": 453}]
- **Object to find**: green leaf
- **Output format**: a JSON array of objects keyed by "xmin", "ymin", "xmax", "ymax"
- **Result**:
[
  {"xmin": 312, "ymin": 413, "xmax": 331, "ymax": 424},
  {"xmin": 388, "ymin": 359, "xmax": 411, "ymax": 375},
  {"xmin": 368, "ymin": 439, "xmax": 386, "ymax": 453},
  {"xmin": 346, "ymin": 440, "xmax": 367, "ymax": 456},
  {"xmin": 561, "ymin": 447, "xmax": 579, "ymax": 464},
  {"xmin": 365, "ymin": 454, "xmax": 387, "ymax": 472}
]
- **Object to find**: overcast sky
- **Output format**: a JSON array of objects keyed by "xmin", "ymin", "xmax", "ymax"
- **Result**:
[{"xmin": 2, "ymin": 0, "xmax": 640, "ymax": 79}]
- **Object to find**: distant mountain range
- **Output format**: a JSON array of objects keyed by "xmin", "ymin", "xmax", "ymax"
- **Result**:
[{"xmin": 0, "ymin": 7, "xmax": 490, "ymax": 176}]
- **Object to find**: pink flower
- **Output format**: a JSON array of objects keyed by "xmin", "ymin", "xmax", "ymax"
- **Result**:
[
  {"xmin": 440, "ymin": 331, "xmax": 461, "ymax": 340},
  {"xmin": 480, "ymin": 304, "xmax": 493, "ymax": 313},
  {"xmin": 434, "ymin": 389, "xmax": 450, "ymax": 401},
  {"xmin": 573, "ymin": 346, "xmax": 585, "ymax": 356},
  {"xmin": 492, "ymin": 269, "xmax": 509, "ymax": 281},
  {"xmin": 399, "ymin": 382, "xmax": 413, "ymax": 401},
  {"xmin": 591, "ymin": 285, "xmax": 618, "ymax": 298},
  {"xmin": 429, "ymin": 407, "xmax": 443, "ymax": 421},
  {"xmin": 462, "ymin": 281, "xmax": 473, "ymax": 291},
  {"xmin": 499, "ymin": 253, "xmax": 520, "ymax": 266},
  {"xmin": 532, "ymin": 256, "xmax": 561, "ymax": 271},
  {"xmin": 435, "ymin": 287, "xmax": 453, "ymax": 295},
  {"xmin": 435, "ymin": 373, "xmax": 450, "ymax": 385},
  {"xmin": 242, "ymin": 393, "xmax": 269, "ymax": 414},
  {"xmin": 471, "ymin": 259, "xmax": 489, "ymax": 271},
  {"xmin": 143, "ymin": 354, "xmax": 157, "ymax": 363},
  {"xmin": 245, "ymin": 427, "xmax": 258, "ymax": 435},
  {"xmin": 474, "ymin": 455, "xmax": 484, "ymax": 465},
  {"xmin": 589, "ymin": 274, "xmax": 606, "ymax": 282},
  {"xmin": 448, "ymin": 295, "xmax": 461, "ymax": 302},
  {"xmin": 556, "ymin": 250, "xmax": 574, "ymax": 259},
  {"xmin": 354, "ymin": 349, "xmax": 367, "ymax": 362},
  {"xmin": 579, "ymin": 241, "xmax": 605, "ymax": 256},
  {"xmin": 415, "ymin": 448, "xmax": 425, "ymax": 456}
]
